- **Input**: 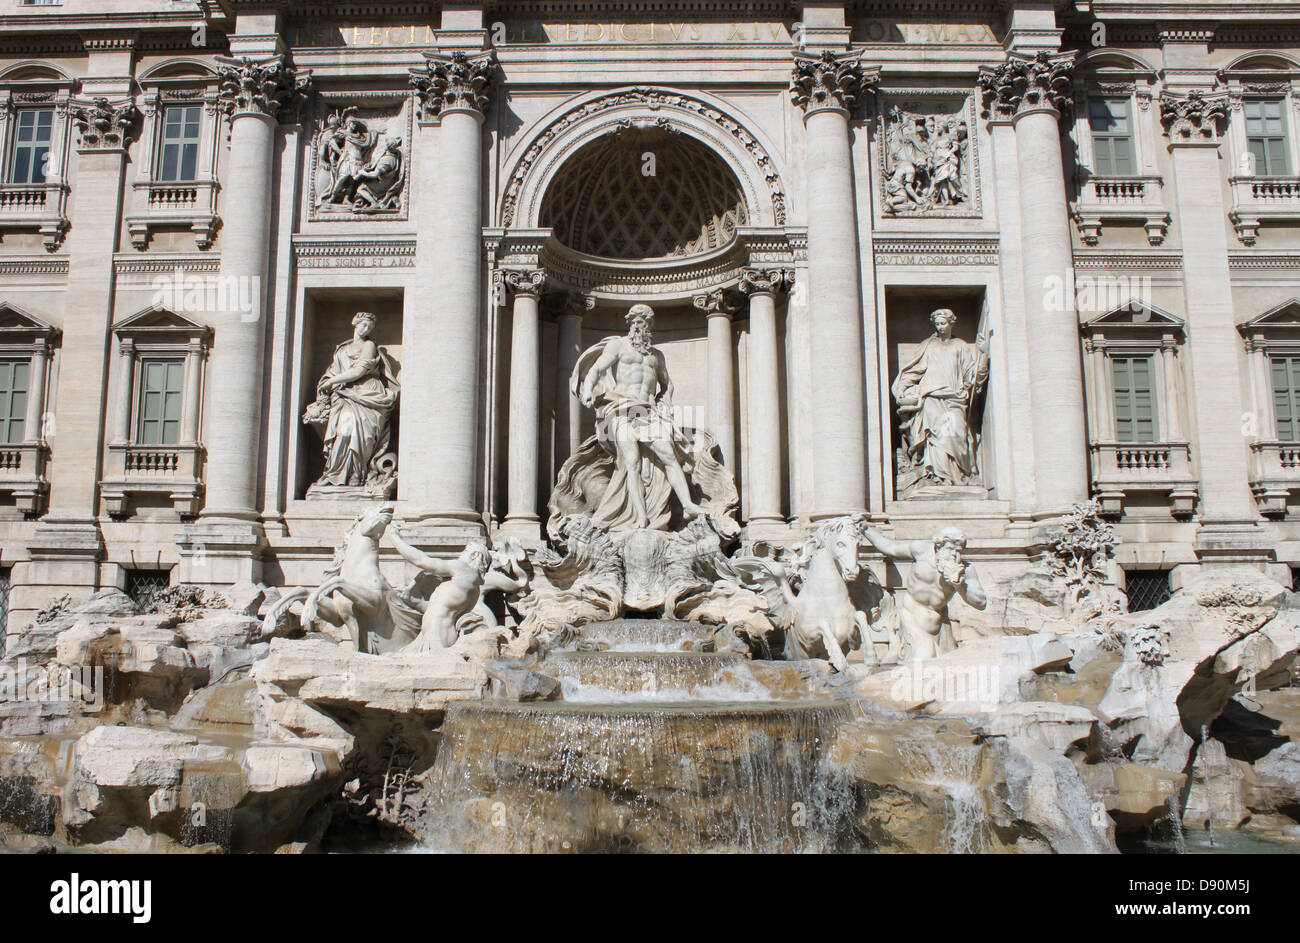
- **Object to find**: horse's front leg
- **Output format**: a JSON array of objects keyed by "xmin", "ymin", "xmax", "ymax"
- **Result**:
[{"xmin": 819, "ymin": 621, "xmax": 849, "ymax": 673}]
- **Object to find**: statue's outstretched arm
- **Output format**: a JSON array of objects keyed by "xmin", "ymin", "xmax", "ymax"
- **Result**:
[
  {"xmin": 861, "ymin": 527, "xmax": 913, "ymax": 561},
  {"xmin": 958, "ymin": 565, "xmax": 988, "ymax": 611},
  {"xmin": 389, "ymin": 528, "xmax": 455, "ymax": 578}
]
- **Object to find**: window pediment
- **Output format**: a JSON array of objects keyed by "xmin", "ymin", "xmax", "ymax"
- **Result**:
[
  {"xmin": 113, "ymin": 304, "xmax": 210, "ymax": 344},
  {"xmin": 0, "ymin": 301, "xmax": 57, "ymax": 343}
]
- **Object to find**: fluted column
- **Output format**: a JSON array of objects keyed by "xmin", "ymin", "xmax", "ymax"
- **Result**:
[
  {"xmin": 980, "ymin": 51, "xmax": 1088, "ymax": 513},
  {"xmin": 408, "ymin": 51, "xmax": 497, "ymax": 532},
  {"xmin": 503, "ymin": 269, "xmax": 544, "ymax": 536},
  {"xmin": 1161, "ymin": 91, "xmax": 1258, "ymax": 524},
  {"xmin": 693, "ymin": 289, "xmax": 739, "ymax": 469},
  {"xmin": 203, "ymin": 55, "xmax": 308, "ymax": 521},
  {"xmin": 738, "ymin": 268, "xmax": 793, "ymax": 527},
  {"xmin": 790, "ymin": 50, "xmax": 877, "ymax": 518}
]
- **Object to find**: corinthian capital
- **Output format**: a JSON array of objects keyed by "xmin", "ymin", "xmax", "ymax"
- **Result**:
[
  {"xmin": 215, "ymin": 55, "xmax": 312, "ymax": 119},
  {"xmin": 789, "ymin": 50, "xmax": 877, "ymax": 116},
  {"xmin": 409, "ymin": 50, "xmax": 497, "ymax": 120},
  {"xmin": 978, "ymin": 51, "xmax": 1076, "ymax": 121},
  {"xmin": 70, "ymin": 97, "xmax": 140, "ymax": 150},
  {"xmin": 1159, "ymin": 90, "xmax": 1229, "ymax": 143},
  {"xmin": 693, "ymin": 288, "xmax": 742, "ymax": 317},
  {"xmin": 738, "ymin": 268, "xmax": 796, "ymax": 296}
]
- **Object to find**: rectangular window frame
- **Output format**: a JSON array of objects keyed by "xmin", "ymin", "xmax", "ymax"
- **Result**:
[
  {"xmin": 0, "ymin": 358, "xmax": 29, "ymax": 445},
  {"xmin": 1244, "ymin": 98, "xmax": 1292, "ymax": 176},
  {"xmin": 133, "ymin": 357, "xmax": 185, "ymax": 447},
  {"xmin": 8, "ymin": 106, "xmax": 54, "ymax": 185},
  {"xmin": 1089, "ymin": 97, "xmax": 1137, "ymax": 177},
  {"xmin": 1110, "ymin": 353, "xmax": 1159, "ymax": 444},
  {"xmin": 154, "ymin": 103, "xmax": 202, "ymax": 183}
]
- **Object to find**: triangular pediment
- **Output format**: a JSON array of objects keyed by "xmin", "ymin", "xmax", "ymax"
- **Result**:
[
  {"xmin": 1240, "ymin": 298, "xmax": 1300, "ymax": 331},
  {"xmin": 0, "ymin": 302, "xmax": 58, "ymax": 338},
  {"xmin": 1085, "ymin": 300, "xmax": 1183, "ymax": 330},
  {"xmin": 113, "ymin": 303, "xmax": 210, "ymax": 337}
]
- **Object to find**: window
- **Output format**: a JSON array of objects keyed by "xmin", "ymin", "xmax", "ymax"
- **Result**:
[
  {"xmin": 124, "ymin": 568, "xmax": 171, "ymax": 611},
  {"xmin": 1271, "ymin": 355, "xmax": 1300, "ymax": 440},
  {"xmin": 136, "ymin": 359, "xmax": 183, "ymax": 446},
  {"xmin": 0, "ymin": 360, "xmax": 29, "ymax": 445},
  {"xmin": 1089, "ymin": 98, "xmax": 1136, "ymax": 176},
  {"xmin": 1111, "ymin": 355, "xmax": 1157, "ymax": 443},
  {"xmin": 9, "ymin": 108, "xmax": 53, "ymax": 184},
  {"xmin": 156, "ymin": 105, "xmax": 200, "ymax": 183},
  {"xmin": 1126, "ymin": 570, "xmax": 1171, "ymax": 612},
  {"xmin": 1245, "ymin": 99, "xmax": 1290, "ymax": 176}
]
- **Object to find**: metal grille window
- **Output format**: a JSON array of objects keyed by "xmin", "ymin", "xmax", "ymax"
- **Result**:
[
  {"xmin": 1126, "ymin": 570, "xmax": 1171, "ymax": 612},
  {"xmin": 0, "ymin": 359, "xmax": 28, "ymax": 445},
  {"xmin": 0, "ymin": 567, "xmax": 10, "ymax": 649},
  {"xmin": 156, "ymin": 105, "xmax": 201, "ymax": 183},
  {"xmin": 1245, "ymin": 99, "xmax": 1290, "ymax": 176},
  {"xmin": 124, "ymin": 569, "xmax": 171, "ymax": 611},
  {"xmin": 1111, "ymin": 355, "xmax": 1157, "ymax": 443},
  {"xmin": 1291, "ymin": 567, "xmax": 1300, "ymax": 593},
  {"xmin": 9, "ymin": 108, "xmax": 53, "ymax": 185},
  {"xmin": 1089, "ymin": 98, "xmax": 1136, "ymax": 176},
  {"xmin": 136, "ymin": 358, "xmax": 184, "ymax": 446}
]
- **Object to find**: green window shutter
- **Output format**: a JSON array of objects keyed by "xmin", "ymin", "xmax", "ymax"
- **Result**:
[
  {"xmin": 136, "ymin": 358, "xmax": 184, "ymax": 446},
  {"xmin": 1089, "ymin": 99, "xmax": 1136, "ymax": 176},
  {"xmin": 1274, "ymin": 356, "xmax": 1300, "ymax": 441},
  {"xmin": 0, "ymin": 360, "xmax": 28, "ymax": 445},
  {"xmin": 1112, "ymin": 356, "xmax": 1158, "ymax": 443},
  {"xmin": 1245, "ymin": 99, "xmax": 1291, "ymax": 175},
  {"xmin": 1112, "ymin": 357, "xmax": 1134, "ymax": 442}
]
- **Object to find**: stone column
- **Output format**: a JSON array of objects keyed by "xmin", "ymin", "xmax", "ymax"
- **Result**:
[
  {"xmin": 23, "ymin": 341, "xmax": 48, "ymax": 444},
  {"xmin": 979, "ymin": 51, "xmax": 1088, "ymax": 514},
  {"xmin": 175, "ymin": 55, "xmax": 308, "ymax": 585},
  {"xmin": 182, "ymin": 340, "xmax": 203, "ymax": 445},
  {"xmin": 555, "ymin": 298, "xmax": 585, "ymax": 462},
  {"xmin": 790, "ymin": 50, "xmax": 877, "ymax": 518},
  {"xmin": 112, "ymin": 338, "xmax": 134, "ymax": 443},
  {"xmin": 738, "ymin": 268, "xmax": 793, "ymax": 529},
  {"xmin": 1161, "ymin": 92, "xmax": 1260, "ymax": 530},
  {"xmin": 502, "ymin": 269, "xmax": 544, "ymax": 537},
  {"xmin": 693, "ymin": 289, "xmax": 739, "ymax": 469},
  {"xmin": 407, "ymin": 50, "xmax": 497, "ymax": 535},
  {"xmin": 11, "ymin": 90, "xmax": 139, "ymax": 632}
]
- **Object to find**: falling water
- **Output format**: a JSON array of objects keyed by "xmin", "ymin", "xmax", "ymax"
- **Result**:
[
  {"xmin": 1166, "ymin": 793, "xmax": 1187, "ymax": 854},
  {"xmin": 899, "ymin": 739, "xmax": 987, "ymax": 854},
  {"xmin": 1198, "ymin": 724, "xmax": 1217, "ymax": 849}
]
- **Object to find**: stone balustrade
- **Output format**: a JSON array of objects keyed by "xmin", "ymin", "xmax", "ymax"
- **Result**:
[
  {"xmin": 1089, "ymin": 440, "xmax": 1198, "ymax": 517},
  {"xmin": 1229, "ymin": 175, "xmax": 1300, "ymax": 245},
  {"xmin": 0, "ymin": 181, "xmax": 69, "ymax": 251},
  {"xmin": 1074, "ymin": 173, "xmax": 1170, "ymax": 245}
]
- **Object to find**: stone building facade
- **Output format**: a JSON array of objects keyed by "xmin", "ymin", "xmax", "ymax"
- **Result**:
[{"xmin": 0, "ymin": 0, "xmax": 1298, "ymax": 632}]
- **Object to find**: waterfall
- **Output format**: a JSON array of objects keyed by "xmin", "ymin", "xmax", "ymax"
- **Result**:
[
  {"xmin": 1198, "ymin": 724, "xmax": 1217, "ymax": 849},
  {"xmin": 1166, "ymin": 793, "xmax": 1187, "ymax": 854},
  {"xmin": 899, "ymin": 739, "xmax": 987, "ymax": 854}
]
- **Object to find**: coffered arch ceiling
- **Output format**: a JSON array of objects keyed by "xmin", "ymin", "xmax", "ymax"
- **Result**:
[{"xmin": 539, "ymin": 126, "xmax": 748, "ymax": 261}]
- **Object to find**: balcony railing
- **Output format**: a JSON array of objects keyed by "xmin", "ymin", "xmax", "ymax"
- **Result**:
[
  {"xmin": 101, "ymin": 442, "xmax": 203, "ymax": 517},
  {"xmin": 1249, "ymin": 440, "xmax": 1300, "ymax": 516},
  {"xmin": 1229, "ymin": 175, "xmax": 1300, "ymax": 245},
  {"xmin": 0, "ymin": 182, "xmax": 69, "ymax": 251},
  {"xmin": 1074, "ymin": 174, "xmax": 1170, "ymax": 245},
  {"xmin": 0, "ymin": 442, "xmax": 48, "ymax": 515},
  {"xmin": 126, "ymin": 179, "xmax": 219, "ymax": 251},
  {"xmin": 1090, "ymin": 440, "xmax": 1198, "ymax": 517}
]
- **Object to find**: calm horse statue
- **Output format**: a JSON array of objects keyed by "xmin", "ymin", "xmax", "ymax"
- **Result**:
[
  {"xmin": 261, "ymin": 503, "xmax": 419, "ymax": 653},
  {"xmin": 734, "ymin": 515, "xmax": 874, "ymax": 672}
]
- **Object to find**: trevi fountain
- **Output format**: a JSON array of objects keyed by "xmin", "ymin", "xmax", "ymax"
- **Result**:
[{"xmin": 0, "ymin": 302, "xmax": 1296, "ymax": 856}]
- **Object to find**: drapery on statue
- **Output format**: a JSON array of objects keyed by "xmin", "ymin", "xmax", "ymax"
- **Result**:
[
  {"xmin": 861, "ymin": 525, "xmax": 987, "ymax": 661},
  {"xmin": 891, "ymin": 308, "xmax": 989, "ymax": 494},
  {"xmin": 548, "ymin": 304, "xmax": 737, "ymax": 535},
  {"xmin": 304, "ymin": 311, "xmax": 400, "ymax": 499}
]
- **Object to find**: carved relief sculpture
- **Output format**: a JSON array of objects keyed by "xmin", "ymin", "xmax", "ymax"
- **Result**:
[
  {"xmin": 304, "ymin": 311, "xmax": 400, "ymax": 499},
  {"xmin": 892, "ymin": 308, "xmax": 989, "ymax": 496},
  {"xmin": 882, "ymin": 106, "xmax": 971, "ymax": 214},
  {"xmin": 313, "ymin": 107, "xmax": 406, "ymax": 214}
]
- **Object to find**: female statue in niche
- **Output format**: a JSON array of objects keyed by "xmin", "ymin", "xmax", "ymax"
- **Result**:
[{"xmin": 304, "ymin": 310, "xmax": 401, "ymax": 499}]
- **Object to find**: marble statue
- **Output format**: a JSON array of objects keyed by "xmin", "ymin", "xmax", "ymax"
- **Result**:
[
  {"xmin": 883, "ymin": 107, "xmax": 970, "ymax": 214},
  {"xmin": 733, "ymin": 515, "xmax": 873, "ymax": 672},
  {"xmin": 315, "ymin": 109, "xmax": 405, "ymax": 212},
  {"xmin": 261, "ymin": 503, "xmax": 422, "ymax": 654},
  {"xmin": 861, "ymin": 525, "xmax": 987, "ymax": 661},
  {"xmin": 388, "ymin": 529, "xmax": 528, "ymax": 653},
  {"xmin": 891, "ymin": 308, "xmax": 989, "ymax": 495},
  {"xmin": 303, "ymin": 311, "xmax": 400, "ymax": 499},
  {"xmin": 549, "ymin": 304, "xmax": 736, "ymax": 534}
]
